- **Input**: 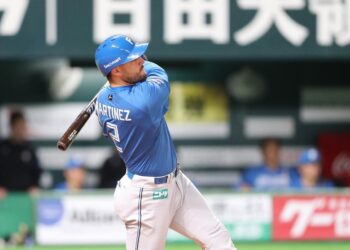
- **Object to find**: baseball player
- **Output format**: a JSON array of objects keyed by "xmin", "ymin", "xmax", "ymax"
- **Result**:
[{"xmin": 94, "ymin": 35, "xmax": 236, "ymax": 250}]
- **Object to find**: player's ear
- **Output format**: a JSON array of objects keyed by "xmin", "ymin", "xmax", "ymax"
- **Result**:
[{"xmin": 111, "ymin": 67, "xmax": 123, "ymax": 77}]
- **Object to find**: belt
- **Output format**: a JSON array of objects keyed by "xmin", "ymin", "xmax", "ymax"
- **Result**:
[{"xmin": 127, "ymin": 167, "xmax": 179, "ymax": 184}]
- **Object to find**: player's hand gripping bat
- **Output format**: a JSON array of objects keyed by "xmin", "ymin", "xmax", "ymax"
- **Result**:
[{"xmin": 57, "ymin": 82, "xmax": 108, "ymax": 151}]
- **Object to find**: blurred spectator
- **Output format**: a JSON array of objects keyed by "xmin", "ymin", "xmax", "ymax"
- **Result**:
[
  {"xmin": 55, "ymin": 157, "xmax": 86, "ymax": 191},
  {"xmin": 98, "ymin": 150, "xmax": 126, "ymax": 188},
  {"xmin": 290, "ymin": 148, "xmax": 333, "ymax": 189},
  {"xmin": 241, "ymin": 138, "xmax": 296, "ymax": 190},
  {"xmin": 0, "ymin": 110, "xmax": 41, "ymax": 198}
]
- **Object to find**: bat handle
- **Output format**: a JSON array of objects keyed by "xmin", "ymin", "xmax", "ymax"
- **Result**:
[{"xmin": 56, "ymin": 83, "xmax": 106, "ymax": 151}]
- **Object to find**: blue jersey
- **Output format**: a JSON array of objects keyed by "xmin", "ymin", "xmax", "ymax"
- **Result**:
[
  {"xmin": 290, "ymin": 177, "xmax": 334, "ymax": 189},
  {"xmin": 55, "ymin": 182, "xmax": 68, "ymax": 190},
  {"xmin": 242, "ymin": 165, "xmax": 296, "ymax": 190},
  {"xmin": 95, "ymin": 61, "xmax": 177, "ymax": 177}
]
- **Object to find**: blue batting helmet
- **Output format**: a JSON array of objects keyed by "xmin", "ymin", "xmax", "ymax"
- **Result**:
[
  {"xmin": 298, "ymin": 148, "xmax": 321, "ymax": 166},
  {"xmin": 95, "ymin": 35, "xmax": 149, "ymax": 76},
  {"xmin": 65, "ymin": 156, "xmax": 84, "ymax": 170}
]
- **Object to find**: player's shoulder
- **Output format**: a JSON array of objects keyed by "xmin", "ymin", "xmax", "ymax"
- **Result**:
[
  {"xmin": 143, "ymin": 61, "xmax": 168, "ymax": 81},
  {"xmin": 143, "ymin": 61, "xmax": 164, "ymax": 71},
  {"xmin": 96, "ymin": 83, "xmax": 113, "ymax": 102}
]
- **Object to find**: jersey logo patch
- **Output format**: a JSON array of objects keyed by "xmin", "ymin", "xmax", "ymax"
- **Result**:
[{"xmin": 153, "ymin": 189, "xmax": 168, "ymax": 200}]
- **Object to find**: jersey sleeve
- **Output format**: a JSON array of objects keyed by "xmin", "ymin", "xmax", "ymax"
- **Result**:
[{"xmin": 138, "ymin": 61, "xmax": 170, "ymax": 123}]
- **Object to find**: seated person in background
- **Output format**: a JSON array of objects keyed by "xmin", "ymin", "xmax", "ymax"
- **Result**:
[
  {"xmin": 55, "ymin": 157, "xmax": 86, "ymax": 191},
  {"xmin": 290, "ymin": 148, "xmax": 333, "ymax": 189},
  {"xmin": 241, "ymin": 138, "xmax": 296, "ymax": 190},
  {"xmin": 98, "ymin": 150, "xmax": 126, "ymax": 188},
  {"xmin": 0, "ymin": 110, "xmax": 42, "ymax": 198}
]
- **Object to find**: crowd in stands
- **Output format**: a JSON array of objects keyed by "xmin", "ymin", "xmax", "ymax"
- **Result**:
[
  {"xmin": 0, "ymin": 109, "xmax": 342, "ymax": 198},
  {"xmin": 0, "ymin": 110, "xmax": 42, "ymax": 198},
  {"xmin": 0, "ymin": 109, "xmax": 126, "ymax": 196},
  {"xmin": 54, "ymin": 151, "xmax": 126, "ymax": 192},
  {"xmin": 240, "ymin": 138, "xmax": 334, "ymax": 191}
]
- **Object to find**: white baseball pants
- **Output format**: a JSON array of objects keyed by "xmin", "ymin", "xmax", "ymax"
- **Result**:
[{"xmin": 114, "ymin": 170, "xmax": 237, "ymax": 250}]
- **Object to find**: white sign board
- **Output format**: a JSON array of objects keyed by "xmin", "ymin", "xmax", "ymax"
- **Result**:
[
  {"xmin": 0, "ymin": 103, "xmax": 101, "ymax": 140},
  {"xmin": 36, "ymin": 195, "xmax": 125, "ymax": 245},
  {"xmin": 205, "ymin": 194, "xmax": 273, "ymax": 240}
]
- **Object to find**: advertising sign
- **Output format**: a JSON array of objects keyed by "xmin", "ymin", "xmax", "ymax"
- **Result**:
[
  {"xmin": 36, "ymin": 193, "xmax": 273, "ymax": 245},
  {"xmin": 36, "ymin": 196, "xmax": 126, "ymax": 245},
  {"xmin": 1, "ymin": 0, "xmax": 350, "ymax": 59},
  {"xmin": 319, "ymin": 134, "xmax": 350, "ymax": 186},
  {"xmin": 166, "ymin": 82, "xmax": 229, "ymax": 139},
  {"xmin": 206, "ymin": 194, "xmax": 272, "ymax": 241},
  {"xmin": 273, "ymin": 196, "xmax": 350, "ymax": 240}
]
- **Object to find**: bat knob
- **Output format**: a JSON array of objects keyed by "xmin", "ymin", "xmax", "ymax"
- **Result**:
[{"xmin": 57, "ymin": 141, "xmax": 68, "ymax": 151}]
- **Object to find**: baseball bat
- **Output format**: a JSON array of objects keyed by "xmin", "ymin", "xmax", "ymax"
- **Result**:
[{"xmin": 57, "ymin": 82, "xmax": 108, "ymax": 151}]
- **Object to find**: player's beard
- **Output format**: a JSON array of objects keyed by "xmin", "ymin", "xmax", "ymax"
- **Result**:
[{"xmin": 124, "ymin": 67, "xmax": 147, "ymax": 84}]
